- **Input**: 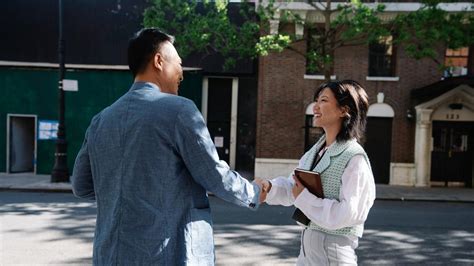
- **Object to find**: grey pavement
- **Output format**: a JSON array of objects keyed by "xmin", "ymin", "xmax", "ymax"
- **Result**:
[
  {"xmin": 0, "ymin": 172, "xmax": 473, "ymax": 202},
  {"xmin": 2, "ymin": 192, "xmax": 474, "ymax": 265}
]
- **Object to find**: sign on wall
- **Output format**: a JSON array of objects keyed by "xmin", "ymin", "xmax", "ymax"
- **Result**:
[
  {"xmin": 38, "ymin": 120, "xmax": 58, "ymax": 140},
  {"xmin": 432, "ymin": 104, "xmax": 474, "ymax": 122},
  {"xmin": 62, "ymin": 79, "xmax": 78, "ymax": 91}
]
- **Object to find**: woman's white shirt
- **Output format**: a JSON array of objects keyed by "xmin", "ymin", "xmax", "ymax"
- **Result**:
[{"xmin": 266, "ymin": 151, "xmax": 376, "ymax": 232}]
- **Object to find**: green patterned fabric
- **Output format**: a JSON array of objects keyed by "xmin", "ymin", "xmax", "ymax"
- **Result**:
[{"xmin": 301, "ymin": 135, "xmax": 371, "ymax": 237}]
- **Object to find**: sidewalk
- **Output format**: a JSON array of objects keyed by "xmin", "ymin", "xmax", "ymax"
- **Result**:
[{"xmin": 0, "ymin": 172, "xmax": 473, "ymax": 202}]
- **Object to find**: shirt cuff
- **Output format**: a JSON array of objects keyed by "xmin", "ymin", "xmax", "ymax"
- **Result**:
[
  {"xmin": 266, "ymin": 180, "xmax": 276, "ymax": 199},
  {"xmin": 294, "ymin": 188, "xmax": 324, "ymax": 210},
  {"xmin": 249, "ymin": 183, "xmax": 261, "ymax": 210}
]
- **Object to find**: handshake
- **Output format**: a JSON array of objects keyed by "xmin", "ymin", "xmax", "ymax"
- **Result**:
[
  {"xmin": 254, "ymin": 174, "xmax": 305, "ymax": 204},
  {"xmin": 254, "ymin": 178, "xmax": 272, "ymax": 203}
]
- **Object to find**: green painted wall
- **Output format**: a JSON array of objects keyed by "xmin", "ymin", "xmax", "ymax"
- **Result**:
[
  {"xmin": 179, "ymin": 71, "xmax": 202, "ymax": 110},
  {"xmin": 0, "ymin": 68, "xmax": 202, "ymax": 174}
]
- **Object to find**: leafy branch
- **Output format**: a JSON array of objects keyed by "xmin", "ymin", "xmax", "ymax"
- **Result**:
[{"xmin": 143, "ymin": 0, "xmax": 473, "ymax": 76}]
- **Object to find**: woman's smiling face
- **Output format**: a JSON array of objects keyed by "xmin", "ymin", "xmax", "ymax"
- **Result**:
[{"xmin": 313, "ymin": 88, "xmax": 346, "ymax": 129}]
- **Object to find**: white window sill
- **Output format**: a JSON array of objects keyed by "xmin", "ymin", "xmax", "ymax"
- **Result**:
[
  {"xmin": 366, "ymin": 76, "xmax": 400, "ymax": 82},
  {"xmin": 304, "ymin": 74, "xmax": 337, "ymax": 80}
]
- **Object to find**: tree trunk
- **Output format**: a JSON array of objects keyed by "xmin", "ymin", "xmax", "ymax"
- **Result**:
[{"xmin": 324, "ymin": 0, "xmax": 332, "ymax": 82}]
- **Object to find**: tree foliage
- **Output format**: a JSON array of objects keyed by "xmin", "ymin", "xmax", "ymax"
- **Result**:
[
  {"xmin": 143, "ymin": 0, "xmax": 473, "ymax": 76},
  {"xmin": 394, "ymin": 2, "xmax": 474, "ymax": 65},
  {"xmin": 143, "ymin": 0, "xmax": 260, "ymax": 70}
]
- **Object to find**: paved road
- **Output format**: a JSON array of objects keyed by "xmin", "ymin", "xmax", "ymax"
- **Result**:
[{"xmin": 1, "ymin": 192, "xmax": 473, "ymax": 265}]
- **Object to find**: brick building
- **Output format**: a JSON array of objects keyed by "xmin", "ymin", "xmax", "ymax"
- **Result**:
[{"xmin": 254, "ymin": 1, "xmax": 474, "ymax": 188}]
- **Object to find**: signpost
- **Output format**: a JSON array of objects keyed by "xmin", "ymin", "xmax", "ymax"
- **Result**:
[{"xmin": 51, "ymin": 0, "xmax": 69, "ymax": 182}]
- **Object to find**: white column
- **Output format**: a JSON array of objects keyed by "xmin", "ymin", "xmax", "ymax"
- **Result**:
[
  {"xmin": 269, "ymin": 9, "xmax": 280, "ymax": 35},
  {"xmin": 230, "ymin": 78, "xmax": 239, "ymax": 169},
  {"xmin": 414, "ymin": 108, "xmax": 433, "ymax": 187},
  {"xmin": 6, "ymin": 114, "xmax": 11, "ymax": 173},
  {"xmin": 201, "ymin": 77, "xmax": 208, "ymax": 122},
  {"xmin": 269, "ymin": 20, "xmax": 280, "ymax": 35},
  {"xmin": 293, "ymin": 10, "xmax": 307, "ymax": 40}
]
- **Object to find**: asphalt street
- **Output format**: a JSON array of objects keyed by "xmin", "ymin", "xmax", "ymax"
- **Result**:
[{"xmin": 1, "ymin": 191, "xmax": 473, "ymax": 265}]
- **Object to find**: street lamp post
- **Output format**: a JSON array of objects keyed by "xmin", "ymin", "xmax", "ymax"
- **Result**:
[{"xmin": 51, "ymin": 0, "xmax": 69, "ymax": 182}]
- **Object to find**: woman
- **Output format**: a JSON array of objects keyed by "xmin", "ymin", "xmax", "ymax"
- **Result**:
[{"xmin": 256, "ymin": 80, "xmax": 376, "ymax": 265}]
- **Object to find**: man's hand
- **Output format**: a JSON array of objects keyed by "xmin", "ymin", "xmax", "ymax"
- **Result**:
[
  {"xmin": 292, "ymin": 175, "xmax": 304, "ymax": 199},
  {"xmin": 254, "ymin": 178, "xmax": 272, "ymax": 203}
]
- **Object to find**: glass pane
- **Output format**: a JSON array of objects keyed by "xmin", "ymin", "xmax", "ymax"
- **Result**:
[
  {"xmin": 445, "ymin": 57, "xmax": 468, "ymax": 67},
  {"xmin": 451, "ymin": 130, "xmax": 469, "ymax": 153},
  {"xmin": 445, "ymin": 47, "xmax": 469, "ymax": 57},
  {"xmin": 433, "ymin": 127, "xmax": 448, "ymax": 152},
  {"xmin": 369, "ymin": 38, "xmax": 395, "ymax": 76}
]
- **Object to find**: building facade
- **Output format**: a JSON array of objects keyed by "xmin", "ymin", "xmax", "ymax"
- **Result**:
[
  {"xmin": 1, "ymin": 0, "xmax": 258, "ymax": 176},
  {"xmin": 254, "ymin": 1, "xmax": 474, "ymax": 188}
]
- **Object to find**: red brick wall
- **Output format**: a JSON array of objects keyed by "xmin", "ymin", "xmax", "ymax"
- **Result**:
[
  {"xmin": 256, "ymin": 40, "xmax": 308, "ymax": 159},
  {"xmin": 468, "ymin": 45, "xmax": 474, "ymax": 76},
  {"xmin": 256, "ymin": 32, "xmax": 444, "ymax": 163}
]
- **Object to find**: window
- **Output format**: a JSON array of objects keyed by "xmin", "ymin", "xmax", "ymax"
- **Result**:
[
  {"xmin": 444, "ymin": 47, "xmax": 469, "ymax": 77},
  {"xmin": 306, "ymin": 27, "xmax": 331, "ymax": 75},
  {"xmin": 368, "ymin": 36, "xmax": 396, "ymax": 77}
]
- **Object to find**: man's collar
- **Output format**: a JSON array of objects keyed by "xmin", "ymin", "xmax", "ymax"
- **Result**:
[{"xmin": 130, "ymin": 81, "xmax": 161, "ymax": 92}]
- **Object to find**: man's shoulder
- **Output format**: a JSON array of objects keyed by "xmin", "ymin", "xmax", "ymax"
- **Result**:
[
  {"xmin": 156, "ymin": 94, "xmax": 198, "ymax": 113},
  {"xmin": 161, "ymin": 93, "xmax": 194, "ymax": 105}
]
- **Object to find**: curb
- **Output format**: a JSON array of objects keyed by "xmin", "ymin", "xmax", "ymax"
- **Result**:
[
  {"xmin": 1, "ymin": 186, "xmax": 473, "ymax": 203},
  {"xmin": 0, "ymin": 186, "xmax": 73, "ymax": 193},
  {"xmin": 375, "ymin": 197, "xmax": 474, "ymax": 204}
]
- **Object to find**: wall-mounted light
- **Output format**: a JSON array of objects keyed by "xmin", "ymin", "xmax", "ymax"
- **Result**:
[{"xmin": 406, "ymin": 109, "xmax": 414, "ymax": 120}]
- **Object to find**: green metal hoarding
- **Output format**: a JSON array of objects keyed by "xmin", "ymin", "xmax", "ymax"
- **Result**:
[{"xmin": 0, "ymin": 67, "xmax": 202, "ymax": 174}]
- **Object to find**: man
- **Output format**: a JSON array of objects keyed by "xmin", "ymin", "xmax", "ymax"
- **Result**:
[{"xmin": 72, "ymin": 28, "xmax": 261, "ymax": 265}]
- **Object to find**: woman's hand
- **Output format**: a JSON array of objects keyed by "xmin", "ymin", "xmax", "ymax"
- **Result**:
[
  {"xmin": 292, "ymin": 175, "xmax": 305, "ymax": 199},
  {"xmin": 254, "ymin": 178, "xmax": 272, "ymax": 203}
]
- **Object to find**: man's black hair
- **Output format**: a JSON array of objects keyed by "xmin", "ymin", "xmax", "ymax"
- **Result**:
[{"xmin": 128, "ymin": 28, "xmax": 174, "ymax": 77}]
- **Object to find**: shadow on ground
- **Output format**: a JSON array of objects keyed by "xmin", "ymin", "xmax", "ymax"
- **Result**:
[
  {"xmin": 1, "ymin": 193, "xmax": 473, "ymax": 265},
  {"xmin": 359, "ymin": 227, "xmax": 474, "ymax": 265},
  {"xmin": 0, "ymin": 192, "xmax": 96, "ymax": 264}
]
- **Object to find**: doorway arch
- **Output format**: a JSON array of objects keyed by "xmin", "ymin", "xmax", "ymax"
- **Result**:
[{"xmin": 366, "ymin": 93, "xmax": 395, "ymax": 184}]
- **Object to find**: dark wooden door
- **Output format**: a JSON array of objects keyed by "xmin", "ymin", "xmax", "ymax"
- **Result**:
[
  {"xmin": 431, "ymin": 121, "xmax": 473, "ymax": 187},
  {"xmin": 10, "ymin": 116, "xmax": 35, "ymax": 173},
  {"xmin": 207, "ymin": 78, "xmax": 232, "ymax": 164},
  {"xmin": 235, "ymin": 77, "xmax": 257, "ymax": 173},
  {"xmin": 365, "ymin": 117, "xmax": 393, "ymax": 184}
]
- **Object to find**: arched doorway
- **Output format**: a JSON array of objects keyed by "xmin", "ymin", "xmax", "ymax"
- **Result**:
[{"xmin": 365, "ymin": 93, "xmax": 395, "ymax": 184}]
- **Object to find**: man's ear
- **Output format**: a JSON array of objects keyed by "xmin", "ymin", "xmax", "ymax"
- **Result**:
[{"xmin": 153, "ymin": 53, "xmax": 164, "ymax": 71}]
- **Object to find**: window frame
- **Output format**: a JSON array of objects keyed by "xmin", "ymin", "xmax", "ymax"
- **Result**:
[
  {"xmin": 368, "ymin": 35, "xmax": 397, "ymax": 78},
  {"xmin": 305, "ymin": 26, "xmax": 334, "ymax": 76},
  {"xmin": 444, "ymin": 47, "xmax": 469, "ymax": 78}
]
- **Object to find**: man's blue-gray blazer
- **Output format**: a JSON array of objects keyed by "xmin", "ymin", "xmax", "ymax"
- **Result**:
[{"xmin": 72, "ymin": 82, "xmax": 260, "ymax": 265}]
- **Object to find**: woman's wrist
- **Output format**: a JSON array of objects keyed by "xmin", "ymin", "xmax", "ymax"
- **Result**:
[{"xmin": 265, "ymin": 180, "xmax": 272, "ymax": 193}]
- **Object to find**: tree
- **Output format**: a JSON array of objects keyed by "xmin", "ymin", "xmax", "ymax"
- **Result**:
[
  {"xmin": 143, "ymin": 0, "xmax": 261, "ymax": 70},
  {"xmin": 143, "ymin": 0, "xmax": 474, "ymax": 80}
]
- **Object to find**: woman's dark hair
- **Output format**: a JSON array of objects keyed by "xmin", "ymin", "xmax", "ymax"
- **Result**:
[
  {"xmin": 313, "ymin": 80, "xmax": 369, "ymax": 143},
  {"xmin": 127, "ymin": 28, "xmax": 174, "ymax": 77}
]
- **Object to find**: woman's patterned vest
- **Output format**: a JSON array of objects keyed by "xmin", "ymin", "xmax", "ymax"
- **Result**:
[{"xmin": 300, "ymin": 135, "xmax": 371, "ymax": 237}]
